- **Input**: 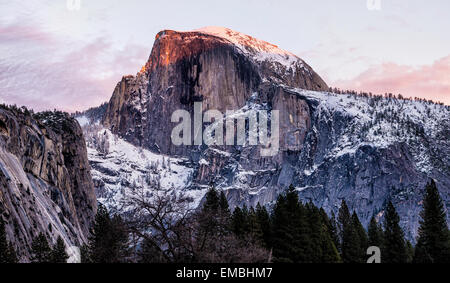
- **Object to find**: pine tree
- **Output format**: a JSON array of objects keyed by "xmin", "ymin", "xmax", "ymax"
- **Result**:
[
  {"xmin": 0, "ymin": 219, "xmax": 17, "ymax": 263},
  {"xmin": 88, "ymin": 204, "xmax": 110, "ymax": 263},
  {"xmin": 319, "ymin": 209, "xmax": 341, "ymax": 262},
  {"xmin": 327, "ymin": 212, "xmax": 340, "ymax": 250},
  {"xmin": 219, "ymin": 191, "xmax": 230, "ymax": 215},
  {"xmin": 255, "ymin": 203, "xmax": 271, "ymax": 247},
  {"xmin": 139, "ymin": 237, "xmax": 166, "ymax": 263},
  {"xmin": 217, "ymin": 191, "xmax": 231, "ymax": 231},
  {"xmin": 319, "ymin": 223, "xmax": 341, "ymax": 263},
  {"xmin": 80, "ymin": 244, "xmax": 91, "ymax": 263},
  {"xmin": 414, "ymin": 180, "xmax": 450, "ymax": 263},
  {"xmin": 270, "ymin": 190, "xmax": 293, "ymax": 262},
  {"xmin": 110, "ymin": 214, "xmax": 130, "ymax": 262},
  {"xmin": 31, "ymin": 233, "xmax": 52, "ymax": 263},
  {"xmin": 305, "ymin": 202, "xmax": 323, "ymax": 262},
  {"xmin": 338, "ymin": 200, "xmax": 362, "ymax": 263},
  {"xmin": 247, "ymin": 207, "xmax": 264, "ymax": 244},
  {"xmin": 352, "ymin": 212, "xmax": 369, "ymax": 262},
  {"xmin": 203, "ymin": 186, "xmax": 220, "ymax": 212},
  {"xmin": 87, "ymin": 204, "xmax": 129, "ymax": 263},
  {"xmin": 51, "ymin": 236, "xmax": 68, "ymax": 263},
  {"xmin": 310, "ymin": 205, "xmax": 341, "ymax": 263},
  {"xmin": 0, "ymin": 218, "xmax": 9, "ymax": 263},
  {"xmin": 405, "ymin": 241, "xmax": 414, "ymax": 263},
  {"xmin": 231, "ymin": 207, "xmax": 246, "ymax": 237},
  {"xmin": 6, "ymin": 245, "xmax": 18, "ymax": 263},
  {"xmin": 383, "ymin": 201, "xmax": 407, "ymax": 263},
  {"xmin": 368, "ymin": 216, "xmax": 384, "ymax": 250},
  {"xmin": 271, "ymin": 185, "xmax": 311, "ymax": 263}
]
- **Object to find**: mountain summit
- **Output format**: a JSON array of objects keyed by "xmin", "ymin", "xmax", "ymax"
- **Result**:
[
  {"xmin": 142, "ymin": 26, "xmax": 327, "ymax": 89},
  {"xmin": 103, "ymin": 27, "xmax": 328, "ymax": 154},
  {"xmin": 82, "ymin": 27, "xmax": 450, "ymax": 241},
  {"xmin": 193, "ymin": 26, "xmax": 309, "ymax": 67}
]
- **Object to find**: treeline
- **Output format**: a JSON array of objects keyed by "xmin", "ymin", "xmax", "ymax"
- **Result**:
[
  {"xmin": 0, "ymin": 220, "xmax": 17, "ymax": 263},
  {"xmin": 79, "ymin": 180, "xmax": 449, "ymax": 263},
  {"xmin": 328, "ymin": 87, "xmax": 447, "ymax": 106},
  {"xmin": 0, "ymin": 103, "xmax": 76, "ymax": 135},
  {"xmin": 1, "ymin": 180, "xmax": 449, "ymax": 263},
  {"xmin": 72, "ymin": 102, "xmax": 108, "ymax": 123},
  {"xmin": 0, "ymin": 104, "xmax": 35, "ymax": 118},
  {"xmin": 0, "ymin": 225, "xmax": 68, "ymax": 263}
]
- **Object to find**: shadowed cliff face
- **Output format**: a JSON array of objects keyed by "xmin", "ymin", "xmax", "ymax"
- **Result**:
[
  {"xmin": 97, "ymin": 27, "xmax": 449, "ymax": 241},
  {"xmin": 103, "ymin": 29, "xmax": 327, "ymax": 156},
  {"xmin": 0, "ymin": 108, "xmax": 96, "ymax": 261}
]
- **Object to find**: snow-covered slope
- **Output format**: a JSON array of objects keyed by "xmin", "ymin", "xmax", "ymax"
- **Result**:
[
  {"xmin": 83, "ymin": 126, "xmax": 206, "ymax": 214},
  {"xmin": 79, "ymin": 88, "xmax": 449, "ymax": 242},
  {"xmin": 289, "ymin": 88, "xmax": 449, "ymax": 175},
  {"xmin": 82, "ymin": 27, "xmax": 449, "ymax": 241}
]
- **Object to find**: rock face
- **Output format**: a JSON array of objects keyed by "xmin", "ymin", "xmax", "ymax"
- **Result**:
[
  {"xmin": 103, "ymin": 27, "xmax": 328, "ymax": 155},
  {"xmin": 97, "ymin": 27, "xmax": 449, "ymax": 241},
  {"xmin": 0, "ymin": 107, "xmax": 97, "ymax": 261}
]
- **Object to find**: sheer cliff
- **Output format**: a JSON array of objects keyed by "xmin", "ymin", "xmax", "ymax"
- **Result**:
[
  {"xmin": 0, "ymin": 107, "xmax": 97, "ymax": 261},
  {"xmin": 89, "ymin": 27, "xmax": 449, "ymax": 241},
  {"xmin": 102, "ymin": 27, "xmax": 327, "ymax": 155}
]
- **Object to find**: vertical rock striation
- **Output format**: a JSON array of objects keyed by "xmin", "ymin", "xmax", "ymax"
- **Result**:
[
  {"xmin": 96, "ymin": 27, "xmax": 449, "ymax": 241},
  {"xmin": 0, "ymin": 107, "xmax": 97, "ymax": 260}
]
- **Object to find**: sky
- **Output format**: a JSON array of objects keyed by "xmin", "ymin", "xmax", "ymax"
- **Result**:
[{"xmin": 0, "ymin": 0, "xmax": 449, "ymax": 111}]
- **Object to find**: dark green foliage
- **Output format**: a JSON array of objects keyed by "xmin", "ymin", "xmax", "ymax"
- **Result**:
[
  {"xmin": 383, "ymin": 201, "xmax": 407, "ymax": 263},
  {"xmin": 231, "ymin": 207, "xmax": 246, "ymax": 237},
  {"xmin": 80, "ymin": 244, "xmax": 90, "ymax": 263},
  {"xmin": 0, "ymin": 219, "xmax": 17, "ymax": 263},
  {"xmin": 193, "ymin": 188, "xmax": 269, "ymax": 263},
  {"xmin": 246, "ymin": 207, "xmax": 264, "ymax": 243},
  {"xmin": 268, "ymin": 187, "xmax": 340, "ymax": 263},
  {"xmin": 255, "ymin": 203, "xmax": 271, "ymax": 247},
  {"xmin": 327, "ymin": 212, "xmax": 340, "ymax": 250},
  {"xmin": 414, "ymin": 180, "xmax": 450, "ymax": 263},
  {"xmin": 219, "ymin": 191, "xmax": 230, "ymax": 215},
  {"xmin": 270, "ymin": 185, "xmax": 311, "ymax": 262},
  {"xmin": 311, "ymin": 205, "xmax": 341, "ymax": 263},
  {"xmin": 15, "ymin": 180, "xmax": 447, "ymax": 264},
  {"xmin": 368, "ymin": 216, "xmax": 384, "ymax": 249},
  {"xmin": 352, "ymin": 212, "xmax": 369, "ymax": 262},
  {"xmin": 139, "ymin": 238, "xmax": 167, "ymax": 263},
  {"xmin": 51, "ymin": 236, "xmax": 68, "ymax": 263},
  {"xmin": 85, "ymin": 204, "xmax": 129, "ymax": 263},
  {"xmin": 305, "ymin": 202, "xmax": 323, "ymax": 263},
  {"xmin": 338, "ymin": 200, "xmax": 363, "ymax": 263},
  {"xmin": 31, "ymin": 233, "xmax": 52, "ymax": 263},
  {"xmin": 198, "ymin": 187, "xmax": 231, "ymax": 236},
  {"xmin": 0, "ymin": 219, "xmax": 9, "ymax": 263},
  {"xmin": 230, "ymin": 204, "xmax": 266, "ymax": 244},
  {"xmin": 405, "ymin": 241, "xmax": 414, "ymax": 263},
  {"xmin": 6, "ymin": 245, "xmax": 18, "ymax": 263},
  {"xmin": 203, "ymin": 187, "xmax": 220, "ymax": 212}
]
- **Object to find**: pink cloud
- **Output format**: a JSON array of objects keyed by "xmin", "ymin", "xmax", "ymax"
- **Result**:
[
  {"xmin": 332, "ymin": 55, "xmax": 450, "ymax": 105},
  {"xmin": 0, "ymin": 23, "xmax": 55, "ymax": 44},
  {"xmin": 0, "ymin": 23, "xmax": 150, "ymax": 112}
]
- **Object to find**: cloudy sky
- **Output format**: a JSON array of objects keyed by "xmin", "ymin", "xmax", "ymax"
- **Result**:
[{"xmin": 1, "ymin": 0, "xmax": 449, "ymax": 111}]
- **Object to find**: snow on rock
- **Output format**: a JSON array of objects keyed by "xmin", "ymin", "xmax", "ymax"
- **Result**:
[
  {"xmin": 194, "ymin": 26, "xmax": 301, "ymax": 68},
  {"xmin": 84, "ymin": 127, "xmax": 205, "ymax": 214},
  {"xmin": 288, "ymin": 87, "xmax": 450, "ymax": 174},
  {"xmin": 75, "ymin": 115, "xmax": 89, "ymax": 127}
]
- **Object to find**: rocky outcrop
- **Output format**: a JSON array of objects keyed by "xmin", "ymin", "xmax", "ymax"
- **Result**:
[
  {"xmin": 103, "ymin": 27, "xmax": 327, "ymax": 155},
  {"xmin": 96, "ymin": 27, "xmax": 449, "ymax": 241},
  {"xmin": 209, "ymin": 89, "xmax": 450, "ymax": 241},
  {"xmin": 0, "ymin": 107, "xmax": 97, "ymax": 261}
]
